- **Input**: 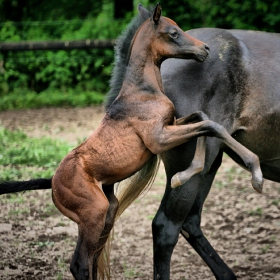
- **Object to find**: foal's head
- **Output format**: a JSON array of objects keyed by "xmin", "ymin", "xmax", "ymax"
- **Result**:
[{"xmin": 137, "ymin": 3, "xmax": 210, "ymax": 64}]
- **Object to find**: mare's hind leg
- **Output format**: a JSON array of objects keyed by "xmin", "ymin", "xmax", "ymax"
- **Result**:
[
  {"xmin": 153, "ymin": 141, "xmax": 237, "ymax": 280},
  {"xmin": 181, "ymin": 152, "xmax": 237, "ymax": 280},
  {"xmin": 171, "ymin": 111, "xmax": 208, "ymax": 188},
  {"xmin": 52, "ymin": 177, "xmax": 109, "ymax": 280}
]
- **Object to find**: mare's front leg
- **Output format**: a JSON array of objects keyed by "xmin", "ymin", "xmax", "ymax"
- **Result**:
[{"xmin": 180, "ymin": 151, "xmax": 237, "ymax": 280}]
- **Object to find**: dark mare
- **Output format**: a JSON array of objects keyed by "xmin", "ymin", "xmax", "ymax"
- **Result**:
[
  {"xmin": 149, "ymin": 28, "xmax": 280, "ymax": 279},
  {"xmin": 0, "ymin": 4, "xmax": 266, "ymax": 280}
]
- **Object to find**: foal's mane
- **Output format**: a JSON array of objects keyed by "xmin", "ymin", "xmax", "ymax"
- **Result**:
[{"xmin": 104, "ymin": 10, "xmax": 151, "ymax": 109}]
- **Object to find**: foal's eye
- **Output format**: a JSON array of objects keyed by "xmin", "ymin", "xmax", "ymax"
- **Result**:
[{"xmin": 169, "ymin": 30, "xmax": 178, "ymax": 39}]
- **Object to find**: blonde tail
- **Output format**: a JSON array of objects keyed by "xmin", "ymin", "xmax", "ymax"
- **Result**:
[
  {"xmin": 97, "ymin": 155, "xmax": 160, "ymax": 279},
  {"xmin": 115, "ymin": 155, "xmax": 160, "ymax": 218}
]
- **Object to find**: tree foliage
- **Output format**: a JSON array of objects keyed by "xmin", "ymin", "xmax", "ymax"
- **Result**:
[
  {"xmin": 159, "ymin": 0, "xmax": 280, "ymax": 32},
  {"xmin": 0, "ymin": 0, "xmax": 104, "ymax": 21},
  {"xmin": 0, "ymin": 0, "xmax": 280, "ymax": 99},
  {"xmin": 0, "ymin": 1, "xmax": 134, "ymax": 95}
]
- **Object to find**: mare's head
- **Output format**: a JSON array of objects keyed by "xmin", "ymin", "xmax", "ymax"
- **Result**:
[{"xmin": 137, "ymin": 3, "xmax": 209, "ymax": 63}]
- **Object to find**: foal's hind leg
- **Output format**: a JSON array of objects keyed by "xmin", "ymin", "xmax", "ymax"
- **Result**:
[
  {"xmin": 71, "ymin": 185, "xmax": 118, "ymax": 280},
  {"xmin": 171, "ymin": 111, "xmax": 208, "ymax": 188},
  {"xmin": 70, "ymin": 191, "xmax": 109, "ymax": 280},
  {"xmin": 95, "ymin": 184, "xmax": 119, "ymax": 278},
  {"xmin": 52, "ymin": 176, "xmax": 109, "ymax": 280},
  {"xmin": 97, "ymin": 185, "xmax": 119, "ymax": 251}
]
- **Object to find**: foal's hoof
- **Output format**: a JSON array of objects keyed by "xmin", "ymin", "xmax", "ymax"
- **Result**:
[
  {"xmin": 251, "ymin": 179, "xmax": 264, "ymax": 194},
  {"xmin": 171, "ymin": 173, "xmax": 183, "ymax": 188}
]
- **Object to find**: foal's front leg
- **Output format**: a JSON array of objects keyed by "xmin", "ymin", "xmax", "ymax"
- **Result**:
[
  {"xmin": 140, "ymin": 116, "xmax": 263, "ymax": 193},
  {"xmin": 171, "ymin": 136, "xmax": 206, "ymax": 188},
  {"xmin": 171, "ymin": 112, "xmax": 208, "ymax": 188}
]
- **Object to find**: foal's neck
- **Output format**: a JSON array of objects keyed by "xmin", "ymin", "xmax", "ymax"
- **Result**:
[
  {"xmin": 126, "ymin": 58, "xmax": 164, "ymax": 93},
  {"xmin": 124, "ymin": 28, "xmax": 165, "ymax": 94}
]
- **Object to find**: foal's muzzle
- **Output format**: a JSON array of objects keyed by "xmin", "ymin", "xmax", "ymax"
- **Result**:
[{"xmin": 196, "ymin": 44, "xmax": 210, "ymax": 62}]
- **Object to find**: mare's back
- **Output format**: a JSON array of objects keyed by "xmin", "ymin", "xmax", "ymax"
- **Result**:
[
  {"xmin": 161, "ymin": 28, "xmax": 280, "ymax": 181},
  {"xmin": 161, "ymin": 28, "xmax": 280, "ymax": 123},
  {"xmin": 228, "ymin": 29, "xmax": 280, "ymax": 101}
]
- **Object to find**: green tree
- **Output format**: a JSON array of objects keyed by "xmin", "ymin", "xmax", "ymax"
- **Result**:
[
  {"xmin": 0, "ymin": 0, "xmax": 133, "ymax": 94},
  {"xmin": 114, "ymin": 0, "xmax": 133, "ymax": 19},
  {"xmin": 0, "ymin": 0, "xmax": 104, "ymax": 21},
  {"xmin": 1, "ymin": 0, "xmax": 280, "ymax": 99},
  {"xmin": 159, "ymin": 0, "xmax": 280, "ymax": 32}
]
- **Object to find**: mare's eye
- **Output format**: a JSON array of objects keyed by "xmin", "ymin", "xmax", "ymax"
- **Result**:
[{"xmin": 169, "ymin": 30, "xmax": 178, "ymax": 39}]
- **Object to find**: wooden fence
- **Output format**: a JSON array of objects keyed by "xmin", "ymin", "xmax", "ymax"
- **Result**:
[{"xmin": 0, "ymin": 39, "xmax": 115, "ymax": 51}]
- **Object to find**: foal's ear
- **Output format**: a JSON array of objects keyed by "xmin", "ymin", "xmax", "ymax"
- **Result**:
[
  {"xmin": 153, "ymin": 2, "xmax": 162, "ymax": 25},
  {"xmin": 138, "ymin": 4, "xmax": 152, "ymax": 20}
]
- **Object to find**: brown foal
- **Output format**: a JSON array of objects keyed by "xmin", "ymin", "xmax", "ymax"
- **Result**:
[{"xmin": 50, "ymin": 3, "xmax": 263, "ymax": 279}]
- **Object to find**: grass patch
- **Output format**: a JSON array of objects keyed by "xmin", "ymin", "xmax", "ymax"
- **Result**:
[
  {"xmin": 147, "ymin": 214, "xmax": 155, "ymax": 220},
  {"xmin": 272, "ymin": 199, "xmax": 280, "ymax": 206},
  {"xmin": 0, "ymin": 126, "xmax": 74, "ymax": 180},
  {"xmin": 30, "ymin": 240, "xmax": 55, "ymax": 248},
  {"xmin": 2, "ymin": 193, "xmax": 25, "ymax": 204},
  {"xmin": 0, "ymin": 89, "xmax": 104, "ymax": 111},
  {"xmin": 123, "ymin": 263, "xmax": 142, "ymax": 278},
  {"xmin": 44, "ymin": 202, "xmax": 60, "ymax": 217},
  {"xmin": 248, "ymin": 207, "xmax": 263, "ymax": 217},
  {"xmin": 0, "ymin": 166, "xmax": 55, "ymax": 181},
  {"xmin": 56, "ymin": 256, "xmax": 68, "ymax": 280}
]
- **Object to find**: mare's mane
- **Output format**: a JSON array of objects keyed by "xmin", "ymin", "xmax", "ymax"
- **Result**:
[{"xmin": 104, "ymin": 10, "xmax": 152, "ymax": 109}]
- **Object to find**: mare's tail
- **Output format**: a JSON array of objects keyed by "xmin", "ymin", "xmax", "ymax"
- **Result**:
[
  {"xmin": 0, "ymin": 178, "xmax": 52, "ymax": 195},
  {"xmin": 98, "ymin": 155, "xmax": 160, "ymax": 279}
]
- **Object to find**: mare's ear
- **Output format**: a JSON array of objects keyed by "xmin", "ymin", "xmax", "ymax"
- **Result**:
[
  {"xmin": 138, "ymin": 4, "xmax": 152, "ymax": 20},
  {"xmin": 153, "ymin": 2, "xmax": 162, "ymax": 25}
]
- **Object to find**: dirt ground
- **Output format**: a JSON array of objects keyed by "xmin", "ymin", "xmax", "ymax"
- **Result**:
[{"xmin": 0, "ymin": 106, "xmax": 280, "ymax": 280}]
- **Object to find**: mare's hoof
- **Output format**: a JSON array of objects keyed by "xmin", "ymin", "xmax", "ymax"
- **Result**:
[
  {"xmin": 171, "ymin": 173, "xmax": 183, "ymax": 188},
  {"xmin": 251, "ymin": 179, "xmax": 264, "ymax": 194}
]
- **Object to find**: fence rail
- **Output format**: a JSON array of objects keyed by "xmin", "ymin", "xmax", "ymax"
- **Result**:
[{"xmin": 0, "ymin": 39, "xmax": 116, "ymax": 51}]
